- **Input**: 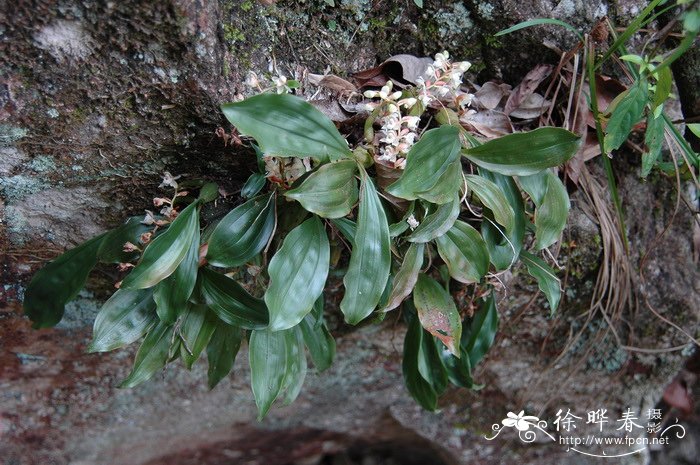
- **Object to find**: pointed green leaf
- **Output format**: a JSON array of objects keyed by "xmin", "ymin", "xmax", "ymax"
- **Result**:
[
  {"xmin": 479, "ymin": 170, "xmax": 525, "ymax": 270},
  {"xmin": 418, "ymin": 330, "xmax": 448, "ymax": 396},
  {"xmin": 89, "ymin": 288, "xmax": 158, "ymax": 353},
  {"xmin": 97, "ymin": 217, "xmax": 151, "ymax": 264},
  {"xmin": 383, "ymin": 243, "xmax": 424, "ymax": 312},
  {"xmin": 299, "ymin": 299, "xmax": 335, "ymax": 372},
  {"xmin": 520, "ymin": 251, "xmax": 561, "ymax": 314},
  {"xmin": 221, "ymin": 93, "xmax": 351, "ymax": 162},
  {"xmin": 642, "ymin": 113, "xmax": 664, "ymax": 178},
  {"xmin": 249, "ymin": 329, "xmax": 289, "ymax": 420},
  {"xmin": 153, "ymin": 225, "xmax": 200, "ymax": 323},
  {"xmin": 280, "ymin": 326, "xmax": 307, "ymax": 405},
  {"xmin": 407, "ymin": 194, "xmax": 460, "ymax": 243},
  {"xmin": 402, "ymin": 313, "xmax": 438, "ymax": 411},
  {"xmin": 119, "ymin": 321, "xmax": 174, "ymax": 388},
  {"xmin": 462, "ymin": 293, "xmax": 499, "ymax": 368},
  {"xmin": 331, "ymin": 217, "xmax": 356, "ymax": 245},
  {"xmin": 439, "ymin": 340, "xmax": 476, "ymax": 389},
  {"xmin": 285, "ymin": 160, "xmax": 358, "ymax": 218},
  {"xmin": 24, "ymin": 233, "xmax": 106, "ymax": 328},
  {"xmin": 465, "ymin": 174, "xmax": 515, "ymax": 233},
  {"xmin": 603, "ymin": 78, "xmax": 648, "ymax": 153},
  {"xmin": 462, "ymin": 127, "xmax": 580, "ymax": 176},
  {"xmin": 198, "ymin": 267, "xmax": 268, "ymax": 329},
  {"xmin": 519, "ymin": 170, "xmax": 570, "ymax": 249},
  {"xmin": 206, "ymin": 321, "xmax": 243, "ymax": 389},
  {"xmin": 413, "ymin": 274, "xmax": 462, "ymax": 357},
  {"xmin": 652, "ymin": 67, "xmax": 672, "ymax": 110},
  {"xmin": 435, "ymin": 220, "xmax": 489, "ymax": 284},
  {"xmin": 340, "ymin": 171, "xmax": 391, "ymax": 324},
  {"xmin": 387, "ymin": 125, "xmax": 462, "ymax": 203},
  {"xmin": 415, "ymin": 159, "xmax": 463, "ymax": 205},
  {"xmin": 241, "ymin": 173, "xmax": 267, "ymax": 199},
  {"xmin": 179, "ymin": 304, "xmax": 217, "ymax": 369},
  {"xmin": 388, "ymin": 202, "xmax": 416, "ymax": 238},
  {"xmin": 265, "ymin": 216, "xmax": 330, "ymax": 331},
  {"xmin": 121, "ymin": 201, "xmax": 200, "ymax": 289},
  {"xmin": 206, "ymin": 194, "xmax": 275, "ymax": 268}
]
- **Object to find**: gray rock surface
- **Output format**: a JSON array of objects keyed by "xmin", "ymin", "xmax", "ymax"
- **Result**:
[{"xmin": 1, "ymin": 1, "xmax": 698, "ymax": 464}]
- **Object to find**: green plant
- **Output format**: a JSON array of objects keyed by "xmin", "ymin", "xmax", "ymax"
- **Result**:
[{"xmin": 23, "ymin": 52, "xmax": 579, "ymax": 418}]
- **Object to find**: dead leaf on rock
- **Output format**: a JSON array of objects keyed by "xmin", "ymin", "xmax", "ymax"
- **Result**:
[
  {"xmin": 354, "ymin": 54, "xmax": 433, "ymax": 88},
  {"xmin": 504, "ymin": 64, "xmax": 553, "ymax": 115},
  {"xmin": 509, "ymin": 93, "xmax": 551, "ymax": 119},
  {"xmin": 309, "ymin": 99, "xmax": 353, "ymax": 122},
  {"xmin": 473, "ymin": 81, "xmax": 511, "ymax": 110},
  {"xmin": 460, "ymin": 109, "xmax": 513, "ymax": 138},
  {"xmin": 308, "ymin": 73, "xmax": 357, "ymax": 94}
]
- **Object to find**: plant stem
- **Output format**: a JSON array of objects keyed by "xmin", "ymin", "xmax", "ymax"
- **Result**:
[{"xmin": 587, "ymin": 39, "xmax": 630, "ymax": 254}]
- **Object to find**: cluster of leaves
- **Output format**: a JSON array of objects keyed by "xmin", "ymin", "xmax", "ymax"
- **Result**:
[{"xmin": 24, "ymin": 62, "xmax": 581, "ymax": 418}]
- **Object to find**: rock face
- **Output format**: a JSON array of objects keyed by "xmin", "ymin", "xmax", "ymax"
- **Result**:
[{"xmin": 1, "ymin": 1, "xmax": 699, "ymax": 465}]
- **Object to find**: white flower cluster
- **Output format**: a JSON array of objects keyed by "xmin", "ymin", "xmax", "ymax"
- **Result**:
[
  {"xmin": 416, "ymin": 51, "xmax": 474, "ymax": 109},
  {"xmin": 363, "ymin": 81, "xmax": 420, "ymax": 169}
]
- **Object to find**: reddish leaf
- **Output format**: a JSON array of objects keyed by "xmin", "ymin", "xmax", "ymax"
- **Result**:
[{"xmin": 504, "ymin": 64, "xmax": 553, "ymax": 115}]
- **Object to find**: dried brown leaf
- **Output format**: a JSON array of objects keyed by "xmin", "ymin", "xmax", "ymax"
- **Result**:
[
  {"xmin": 460, "ymin": 110, "xmax": 513, "ymax": 138},
  {"xmin": 508, "ymin": 93, "xmax": 551, "ymax": 119},
  {"xmin": 308, "ymin": 73, "xmax": 357, "ymax": 94},
  {"xmin": 353, "ymin": 54, "xmax": 433, "ymax": 88},
  {"xmin": 473, "ymin": 81, "xmax": 511, "ymax": 110},
  {"xmin": 504, "ymin": 64, "xmax": 553, "ymax": 115}
]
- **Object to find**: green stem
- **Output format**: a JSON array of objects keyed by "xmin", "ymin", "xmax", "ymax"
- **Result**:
[{"xmin": 587, "ymin": 41, "xmax": 630, "ymax": 254}]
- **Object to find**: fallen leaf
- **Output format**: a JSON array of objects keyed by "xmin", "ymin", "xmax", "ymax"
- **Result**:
[
  {"xmin": 473, "ymin": 81, "xmax": 511, "ymax": 110},
  {"xmin": 308, "ymin": 73, "xmax": 357, "ymax": 94},
  {"xmin": 309, "ymin": 99, "xmax": 353, "ymax": 122},
  {"xmin": 663, "ymin": 378, "xmax": 693, "ymax": 415},
  {"xmin": 460, "ymin": 109, "xmax": 513, "ymax": 138},
  {"xmin": 509, "ymin": 93, "xmax": 551, "ymax": 119},
  {"xmin": 504, "ymin": 64, "xmax": 553, "ymax": 115},
  {"xmin": 354, "ymin": 54, "xmax": 433, "ymax": 88}
]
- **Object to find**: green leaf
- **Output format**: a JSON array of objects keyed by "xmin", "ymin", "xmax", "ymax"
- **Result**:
[
  {"xmin": 520, "ymin": 251, "xmax": 561, "ymax": 314},
  {"xmin": 462, "ymin": 293, "xmax": 499, "ymax": 368},
  {"xmin": 413, "ymin": 274, "xmax": 462, "ymax": 357},
  {"xmin": 388, "ymin": 202, "xmax": 416, "ymax": 238},
  {"xmin": 24, "ymin": 233, "xmax": 106, "ymax": 328},
  {"xmin": 285, "ymin": 160, "xmax": 358, "ymax": 218},
  {"xmin": 652, "ymin": 66, "xmax": 673, "ymax": 110},
  {"xmin": 280, "ymin": 327, "xmax": 307, "ymax": 405},
  {"xmin": 383, "ymin": 243, "xmax": 424, "ymax": 312},
  {"xmin": 299, "ymin": 300, "xmax": 335, "ymax": 372},
  {"xmin": 153, "ymin": 225, "xmax": 200, "ymax": 323},
  {"xmin": 121, "ymin": 201, "xmax": 200, "ymax": 289},
  {"xmin": 495, "ymin": 18, "xmax": 583, "ymax": 41},
  {"xmin": 439, "ymin": 341, "xmax": 476, "ymax": 389},
  {"xmin": 418, "ymin": 330, "xmax": 448, "ymax": 396},
  {"xmin": 340, "ymin": 170, "xmax": 391, "ymax": 325},
  {"xmin": 249, "ymin": 329, "xmax": 289, "ymax": 420},
  {"xmin": 465, "ymin": 174, "xmax": 515, "ymax": 233},
  {"xmin": 402, "ymin": 313, "xmax": 437, "ymax": 411},
  {"xmin": 688, "ymin": 123, "xmax": 700, "ymax": 138},
  {"xmin": 179, "ymin": 304, "xmax": 217, "ymax": 369},
  {"xmin": 221, "ymin": 93, "xmax": 351, "ymax": 163},
  {"xmin": 519, "ymin": 170, "xmax": 570, "ymax": 249},
  {"xmin": 206, "ymin": 194, "xmax": 275, "ymax": 268},
  {"xmin": 407, "ymin": 194, "xmax": 460, "ymax": 243},
  {"xmin": 387, "ymin": 125, "xmax": 462, "ymax": 203},
  {"xmin": 198, "ymin": 267, "xmax": 269, "ymax": 329},
  {"xmin": 88, "ymin": 288, "xmax": 158, "ymax": 353},
  {"xmin": 119, "ymin": 321, "xmax": 174, "ymax": 388},
  {"xmin": 479, "ymin": 170, "xmax": 525, "ymax": 270},
  {"xmin": 198, "ymin": 182, "xmax": 219, "ymax": 203},
  {"xmin": 97, "ymin": 217, "xmax": 151, "ymax": 264},
  {"xmin": 435, "ymin": 220, "xmax": 489, "ymax": 284},
  {"xmin": 462, "ymin": 127, "xmax": 580, "ymax": 176},
  {"xmin": 206, "ymin": 321, "xmax": 243, "ymax": 389},
  {"xmin": 603, "ymin": 78, "xmax": 649, "ymax": 153},
  {"xmin": 241, "ymin": 173, "xmax": 267, "ymax": 199},
  {"xmin": 413, "ymin": 0, "xmax": 423, "ymax": 8},
  {"xmin": 330, "ymin": 217, "xmax": 356, "ymax": 245},
  {"xmin": 642, "ymin": 113, "xmax": 665, "ymax": 178},
  {"xmin": 265, "ymin": 216, "xmax": 330, "ymax": 331}
]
